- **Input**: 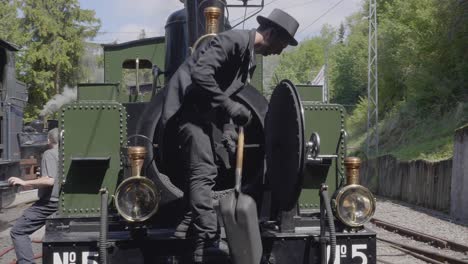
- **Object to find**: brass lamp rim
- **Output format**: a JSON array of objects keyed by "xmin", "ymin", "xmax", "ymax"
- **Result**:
[
  {"xmin": 333, "ymin": 184, "xmax": 376, "ymax": 227},
  {"xmin": 114, "ymin": 176, "xmax": 160, "ymax": 222}
]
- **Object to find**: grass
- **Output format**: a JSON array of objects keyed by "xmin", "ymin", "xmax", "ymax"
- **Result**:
[{"xmin": 347, "ymin": 102, "xmax": 467, "ymax": 162}]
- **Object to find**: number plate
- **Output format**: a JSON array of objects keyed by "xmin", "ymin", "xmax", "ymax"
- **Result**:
[
  {"xmin": 43, "ymin": 244, "xmax": 99, "ymax": 264},
  {"xmin": 327, "ymin": 237, "xmax": 376, "ymax": 264}
]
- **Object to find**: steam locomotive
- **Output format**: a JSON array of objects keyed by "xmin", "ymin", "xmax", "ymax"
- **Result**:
[
  {"xmin": 0, "ymin": 39, "xmax": 45, "ymax": 208},
  {"xmin": 40, "ymin": 1, "xmax": 377, "ymax": 263}
]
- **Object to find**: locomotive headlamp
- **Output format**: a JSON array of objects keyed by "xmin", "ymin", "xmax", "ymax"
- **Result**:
[
  {"xmin": 333, "ymin": 184, "xmax": 376, "ymax": 227},
  {"xmin": 115, "ymin": 176, "xmax": 160, "ymax": 222},
  {"xmin": 115, "ymin": 146, "xmax": 160, "ymax": 222},
  {"xmin": 332, "ymin": 157, "xmax": 376, "ymax": 227}
]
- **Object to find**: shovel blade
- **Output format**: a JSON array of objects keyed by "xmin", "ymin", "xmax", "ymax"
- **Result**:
[{"xmin": 220, "ymin": 191, "xmax": 262, "ymax": 264}]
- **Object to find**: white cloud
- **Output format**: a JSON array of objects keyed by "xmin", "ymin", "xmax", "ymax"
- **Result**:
[
  {"xmin": 89, "ymin": 0, "xmax": 364, "ymax": 44},
  {"xmin": 114, "ymin": 0, "xmax": 183, "ymax": 17}
]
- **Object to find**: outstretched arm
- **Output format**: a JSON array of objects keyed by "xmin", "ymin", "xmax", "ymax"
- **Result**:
[{"xmin": 8, "ymin": 176, "xmax": 54, "ymax": 188}]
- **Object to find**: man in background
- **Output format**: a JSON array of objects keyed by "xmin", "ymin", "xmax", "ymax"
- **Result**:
[{"xmin": 8, "ymin": 128, "xmax": 59, "ymax": 264}]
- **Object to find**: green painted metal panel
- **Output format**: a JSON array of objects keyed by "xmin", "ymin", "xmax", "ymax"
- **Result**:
[
  {"xmin": 299, "ymin": 103, "xmax": 346, "ymax": 210},
  {"xmin": 58, "ymin": 102, "xmax": 127, "ymax": 217},
  {"xmin": 296, "ymin": 84, "xmax": 323, "ymax": 102},
  {"xmin": 103, "ymin": 37, "xmax": 166, "ymax": 103},
  {"xmin": 77, "ymin": 83, "xmax": 119, "ymax": 101}
]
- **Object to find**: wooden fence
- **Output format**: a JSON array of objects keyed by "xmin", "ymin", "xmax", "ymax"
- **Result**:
[
  {"xmin": 450, "ymin": 125, "xmax": 468, "ymax": 221},
  {"xmin": 361, "ymin": 155, "xmax": 452, "ymax": 213}
]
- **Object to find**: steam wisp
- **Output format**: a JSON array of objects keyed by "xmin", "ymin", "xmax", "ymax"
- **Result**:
[{"xmin": 40, "ymin": 86, "xmax": 77, "ymax": 117}]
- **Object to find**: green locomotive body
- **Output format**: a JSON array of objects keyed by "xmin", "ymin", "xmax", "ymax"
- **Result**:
[{"xmin": 42, "ymin": 1, "xmax": 377, "ymax": 263}]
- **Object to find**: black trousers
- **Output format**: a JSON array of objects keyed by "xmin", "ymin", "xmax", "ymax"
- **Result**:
[
  {"xmin": 177, "ymin": 112, "xmax": 218, "ymax": 242},
  {"xmin": 10, "ymin": 200, "xmax": 57, "ymax": 264}
]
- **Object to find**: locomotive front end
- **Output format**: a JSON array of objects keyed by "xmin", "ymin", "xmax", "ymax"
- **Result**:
[{"xmin": 114, "ymin": 146, "xmax": 160, "ymax": 222}]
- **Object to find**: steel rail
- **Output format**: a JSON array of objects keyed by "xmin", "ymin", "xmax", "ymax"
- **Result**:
[
  {"xmin": 378, "ymin": 238, "xmax": 468, "ymax": 264},
  {"xmin": 372, "ymin": 218, "xmax": 468, "ymax": 254},
  {"xmin": 378, "ymin": 238, "xmax": 444, "ymax": 264},
  {"xmin": 376, "ymin": 258, "xmax": 397, "ymax": 264}
]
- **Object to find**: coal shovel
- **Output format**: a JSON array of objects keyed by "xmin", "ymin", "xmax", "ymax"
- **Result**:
[{"xmin": 219, "ymin": 126, "xmax": 262, "ymax": 264}]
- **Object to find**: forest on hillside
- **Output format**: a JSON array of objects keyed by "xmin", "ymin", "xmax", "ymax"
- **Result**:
[
  {"xmin": 270, "ymin": 0, "xmax": 467, "ymax": 160},
  {"xmin": 0, "ymin": 0, "xmax": 101, "ymax": 119}
]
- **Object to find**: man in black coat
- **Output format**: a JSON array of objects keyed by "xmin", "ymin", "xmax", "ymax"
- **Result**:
[{"xmin": 161, "ymin": 9, "xmax": 299, "ymax": 262}]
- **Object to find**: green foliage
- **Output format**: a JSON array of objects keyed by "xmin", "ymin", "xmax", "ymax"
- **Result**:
[
  {"xmin": 272, "ymin": 40, "xmax": 323, "ymax": 84},
  {"xmin": 17, "ymin": 0, "xmax": 101, "ymax": 119},
  {"xmin": 378, "ymin": 102, "xmax": 467, "ymax": 161},
  {"xmin": 332, "ymin": 0, "xmax": 466, "ymax": 161},
  {"xmin": 266, "ymin": 0, "xmax": 467, "ymax": 161},
  {"xmin": 346, "ymin": 96, "xmax": 368, "ymax": 137},
  {"xmin": 0, "ymin": 1, "xmax": 24, "ymax": 45},
  {"xmin": 329, "ymin": 13, "xmax": 368, "ymax": 107},
  {"xmin": 271, "ymin": 25, "xmax": 336, "ymax": 86}
]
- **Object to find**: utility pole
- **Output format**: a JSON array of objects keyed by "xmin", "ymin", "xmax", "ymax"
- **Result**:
[{"xmin": 366, "ymin": 0, "xmax": 378, "ymax": 160}]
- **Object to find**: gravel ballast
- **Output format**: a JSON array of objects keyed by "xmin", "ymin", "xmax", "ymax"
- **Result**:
[{"xmin": 366, "ymin": 197, "xmax": 468, "ymax": 263}]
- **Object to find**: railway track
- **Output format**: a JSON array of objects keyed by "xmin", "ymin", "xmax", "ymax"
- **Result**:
[{"xmin": 372, "ymin": 218, "xmax": 468, "ymax": 264}]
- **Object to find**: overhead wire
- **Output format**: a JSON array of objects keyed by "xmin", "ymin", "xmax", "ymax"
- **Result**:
[
  {"xmin": 231, "ymin": 7, "xmax": 264, "ymax": 29},
  {"xmin": 298, "ymin": 0, "xmax": 345, "ymax": 34},
  {"xmin": 283, "ymin": 0, "xmax": 318, "ymax": 11},
  {"xmin": 230, "ymin": 0, "xmax": 281, "ymax": 24}
]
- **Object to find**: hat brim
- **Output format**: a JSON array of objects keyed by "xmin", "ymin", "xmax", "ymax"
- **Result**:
[{"xmin": 257, "ymin": 16, "xmax": 298, "ymax": 46}]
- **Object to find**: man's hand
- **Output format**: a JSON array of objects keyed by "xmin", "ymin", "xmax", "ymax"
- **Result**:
[
  {"xmin": 8, "ymin": 177, "xmax": 26, "ymax": 186},
  {"xmin": 222, "ymin": 99, "xmax": 252, "ymax": 126},
  {"xmin": 222, "ymin": 124, "xmax": 238, "ymax": 155}
]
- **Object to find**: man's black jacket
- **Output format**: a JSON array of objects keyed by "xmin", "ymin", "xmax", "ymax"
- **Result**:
[{"xmin": 160, "ymin": 29, "xmax": 257, "ymax": 128}]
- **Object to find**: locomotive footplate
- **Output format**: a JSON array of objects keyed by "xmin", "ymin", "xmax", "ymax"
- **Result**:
[
  {"xmin": 43, "ymin": 217, "xmax": 376, "ymax": 264},
  {"xmin": 262, "ymin": 227, "xmax": 376, "ymax": 264}
]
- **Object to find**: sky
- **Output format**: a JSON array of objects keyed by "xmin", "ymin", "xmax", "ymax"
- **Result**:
[{"xmin": 79, "ymin": 0, "xmax": 364, "ymax": 44}]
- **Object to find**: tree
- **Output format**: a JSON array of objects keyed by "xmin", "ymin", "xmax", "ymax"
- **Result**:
[
  {"xmin": 19, "ymin": 0, "xmax": 100, "ymax": 118},
  {"xmin": 328, "ymin": 13, "xmax": 368, "ymax": 108},
  {"xmin": 337, "ymin": 23, "xmax": 345, "ymax": 44},
  {"xmin": 270, "ymin": 25, "xmax": 337, "ymax": 86},
  {"xmin": 138, "ymin": 29, "xmax": 146, "ymax": 39},
  {"xmin": 0, "ymin": 0, "xmax": 26, "ymax": 46}
]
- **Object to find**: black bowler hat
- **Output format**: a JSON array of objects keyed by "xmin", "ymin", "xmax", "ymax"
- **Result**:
[{"xmin": 257, "ymin": 9, "xmax": 300, "ymax": 46}]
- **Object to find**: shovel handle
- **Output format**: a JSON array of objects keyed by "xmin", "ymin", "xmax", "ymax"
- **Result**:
[{"xmin": 235, "ymin": 126, "xmax": 244, "ymax": 193}]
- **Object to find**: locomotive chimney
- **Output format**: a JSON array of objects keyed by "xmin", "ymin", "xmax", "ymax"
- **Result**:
[
  {"xmin": 128, "ymin": 146, "xmax": 147, "ymax": 177},
  {"xmin": 344, "ymin": 157, "xmax": 361, "ymax": 185}
]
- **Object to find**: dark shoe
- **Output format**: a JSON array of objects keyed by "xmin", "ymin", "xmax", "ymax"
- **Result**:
[{"xmin": 193, "ymin": 239, "xmax": 230, "ymax": 263}]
